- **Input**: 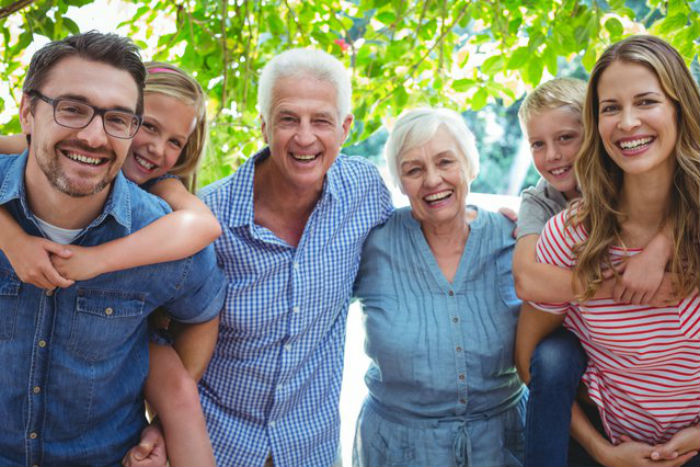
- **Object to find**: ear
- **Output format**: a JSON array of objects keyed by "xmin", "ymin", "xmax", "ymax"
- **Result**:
[
  {"xmin": 340, "ymin": 114, "xmax": 353, "ymax": 142},
  {"xmin": 19, "ymin": 93, "xmax": 34, "ymax": 136},
  {"xmin": 260, "ymin": 115, "xmax": 269, "ymax": 144}
]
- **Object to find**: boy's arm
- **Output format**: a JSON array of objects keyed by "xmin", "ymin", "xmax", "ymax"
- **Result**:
[
  {"xmin": 52, "ymin": 178, "xmax": 222, "ymax": 281},
  {"xmin": 0, "ymin": 205, "xmax": 73, "ymax": 288},
  {"xmin": 514, "ymin": 302, "xmax": 565, "ymax": 383},
  {"xmin": 0, "ymin": 134, "xmax": 27, "ymax": 154},
  {"xmin": 614, "ymin": 229, "xmax": 672, "ymax": 305}
]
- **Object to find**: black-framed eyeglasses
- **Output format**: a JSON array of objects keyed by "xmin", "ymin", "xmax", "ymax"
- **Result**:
[{"xmin": 28, "ymin": 90, "xmax": 142, "ymax": 139}]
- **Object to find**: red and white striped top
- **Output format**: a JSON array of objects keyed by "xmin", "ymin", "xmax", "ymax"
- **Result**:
[{"xmin": 532, "ymin": 208, "xmax": 700, "ymax": 445}]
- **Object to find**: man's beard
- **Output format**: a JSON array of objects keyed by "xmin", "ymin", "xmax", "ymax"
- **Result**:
[{"xmin": 36, "ymin": 141, "xmax": 116, "ymax": 197}]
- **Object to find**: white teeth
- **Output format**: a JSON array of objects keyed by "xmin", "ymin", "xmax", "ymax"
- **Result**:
[
  {"xmin": 619, "ymin": 137, "xmax": 653, "ymax": 150},
  {"xmin": 550, "ymin": 167, "xmax": 570, "ymax": 176},
  {"xmin": 65, "ymin": 152, "xmax": 102, "ymax": 165},
  {"xmin": 425, "ymin": 190, "xmax": 452, "ymax": 202},
  {"xmin": 292, "ymin": 153, "xmax": 317, "ymax": 161},
  {"xmin": 135, "ymin": 154, "xmax": 156, "ymax": 170}
]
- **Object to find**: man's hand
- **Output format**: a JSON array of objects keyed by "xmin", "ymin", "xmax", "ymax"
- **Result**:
[
  {"xmin": 122, "ymin": 423, "xmax": 167, "ymax": 467},
  {"xmin": 5, "ymin": 234, "xmax": 73, "ymax": 289},
  {"xmin": 650, "ymin": 426, "xmax": 700, "ymax": 462}
]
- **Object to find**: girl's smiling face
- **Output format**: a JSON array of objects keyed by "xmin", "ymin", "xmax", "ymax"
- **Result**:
[{"xmin": 121, "ymin": 92, "xmax": 197, "ymax": 185}]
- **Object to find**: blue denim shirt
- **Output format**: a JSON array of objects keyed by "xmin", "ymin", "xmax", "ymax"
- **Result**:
[{"xmin": 0, "ymin": 152, "xmax": 226, "ymax": 466}]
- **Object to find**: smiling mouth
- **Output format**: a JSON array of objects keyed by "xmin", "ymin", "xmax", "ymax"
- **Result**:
[
  {"xmin": 61, "ymin": 150, "xmax": 107, "ymax": 166},
  {"xmin": 424, "ymin": 190, "xmax": 453, "ymax": 205},
  {"xmin": 290, "ymin": 152, "xmax": 320, "ymax": 162},
  {"xmin": 549, "ymin": 166, "xmax": 571, "ymax": 176},
  {"xmin": 618, "ymin": 136, "xmax": 654, "ymax": 151},
  {"xmin": 134, "ymin": 153, "xmax": 157, "ymax": 171}
]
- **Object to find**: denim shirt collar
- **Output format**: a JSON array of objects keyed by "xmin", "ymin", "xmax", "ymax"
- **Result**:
[
  {"xmin": 229, "ymin": 146, "xmax": 340, "ymax": 228},
  {"xmin": 0, "ymin": 150, "xmax": 133, "ymax": 234}
]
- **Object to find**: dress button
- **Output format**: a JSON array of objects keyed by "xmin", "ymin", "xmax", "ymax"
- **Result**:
[
  {"xmin": 456, "ymin": 346, "xmax": 462, "ymax": 352},
  {"xmin": 104, "ymin": 307, "xmax": 114, "ymax": 316},
  {"xmin": 459, "ymin": 374, "xmax": 465, "ymax": 380},
  {"xmin": 459, "ymin": 399, "xmax": 466, "ymax": 404},
  {"xmin": 29, "ymin": 432, "xmax": 38, "ymax": 439},
  {"xmin": 452, "ymin": 317, "xmax": 459, "ymax": 323},
  {"xmin": 448, "ymin": 290, "xmax": 454, "ymax": 296},
  {"xmin": 33, "ymin": 386, "xmax": 41, "ymax": 394},
  {"xmin": 38, "ymin": 340, "xmax": 47, "ymax": 348}
]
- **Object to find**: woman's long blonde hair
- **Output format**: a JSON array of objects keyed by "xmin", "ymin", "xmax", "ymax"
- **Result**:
[
  {"xmin": 574, "ymin": 35, "xmax": 700, "ymax": 299},
  {"xmin": 144, "ymin": 62, "xmax": 207, "ymax": 192}
]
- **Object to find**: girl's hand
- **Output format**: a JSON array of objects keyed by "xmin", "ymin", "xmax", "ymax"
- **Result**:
[
  {"xmin": 650, "ymin": 426, "xmax": 700, "ymax": 461},
  {"xmin": 5, "ymin": 234, "xmax": 73, "ymax": 289},
  {"xmin": 52, "ymin": 245, "xmax": 107, "ymax": 282}
]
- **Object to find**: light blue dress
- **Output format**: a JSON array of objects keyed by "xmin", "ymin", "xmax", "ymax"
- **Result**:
[{"xmin": 353, "ymin": 206, "xmax": 526, "ymax": 467}]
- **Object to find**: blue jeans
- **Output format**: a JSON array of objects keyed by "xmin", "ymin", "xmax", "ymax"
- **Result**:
[{"xmin": 524, "ymin": 327, "xmax": 587, "ymax": 467}]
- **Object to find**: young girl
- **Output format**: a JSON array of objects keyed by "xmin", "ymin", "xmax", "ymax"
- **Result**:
[
  {"xmin": 0, "ymin": 62, "xmax": 220, "ymax": 467},
  {"xmin": 513, "ymin": 78, "xmax": 676, "ymax": 466},
  {"xmin": 519, "ymin": 36, "xmax": 699, "ymax": 467}
]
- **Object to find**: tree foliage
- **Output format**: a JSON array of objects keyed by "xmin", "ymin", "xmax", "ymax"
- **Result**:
[{"xmin": 1, "ymin": 0, "xmax": 699, "ymax": 187}]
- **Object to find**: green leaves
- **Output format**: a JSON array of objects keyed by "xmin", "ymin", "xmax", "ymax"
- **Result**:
[{"xmin": 1, "ymin": 0, "xmax": 699, "ymax": 187}]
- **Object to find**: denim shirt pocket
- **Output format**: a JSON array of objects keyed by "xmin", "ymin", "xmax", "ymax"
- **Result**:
[
  {"xmin": 0, "ymin": 268, "xmax": 21, "ymax": 341},
  {"xmin": 69, "ymin": 288, "xmax": 147, "ymax": 362}
]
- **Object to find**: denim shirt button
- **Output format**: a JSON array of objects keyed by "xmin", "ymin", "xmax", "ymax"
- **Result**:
[
  {"xmin": 45, "ymin": 289, "xmax": 54, "ymax": 296},
  {"xmin": 33, "ymin": 386, "xmax": 41, "ymax": 394},
  {"xmin": 29, "ymin": 432, "xmax": 38, "ymax": 439},
  {"xmin": 38, "ymin": 340, "xmax": 47, "ymax": 348},
  {"xmin": 104, "ymin": 307, "xmax": 114, "ymax": 316}
]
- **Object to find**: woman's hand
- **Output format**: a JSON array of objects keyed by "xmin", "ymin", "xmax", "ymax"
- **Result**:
[
  {"xmin": 594, "ymin": 435, "xmax": 697, "ymax": 467},
  {"xmin": 52, "ymin": 244, "xmax": 107, "ymax": 282},
  {"xmin": 650, "ymin": 426, "xmax": 700, "ymax": 462},
  {"xmin": 4, "ymin": 234, "xmax": 73, "ymax": 289}
]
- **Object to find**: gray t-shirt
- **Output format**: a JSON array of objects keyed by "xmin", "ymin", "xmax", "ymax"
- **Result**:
[{"xmin": 517, "ymin": 177, "xmax": 569, "ymax": 239}]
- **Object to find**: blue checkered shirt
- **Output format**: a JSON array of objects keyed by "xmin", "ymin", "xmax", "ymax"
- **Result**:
[{"xmin": 199, "ymin": 148, "xmax": 393, "ymax": 467}]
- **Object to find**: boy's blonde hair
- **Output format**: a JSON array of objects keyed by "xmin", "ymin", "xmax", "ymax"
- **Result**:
[
  {"xmin": 517, "ymin": 78, "xmax": 587, "ymax": 130},
  {"xmin": 144, "ymin": 61, "xmax": 207, "ymax": 192}
]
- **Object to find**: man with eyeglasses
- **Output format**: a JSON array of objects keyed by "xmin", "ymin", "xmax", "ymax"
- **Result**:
[{"xmin": 0, "ymin": 32, "xmax": 225, "ymax": 466}]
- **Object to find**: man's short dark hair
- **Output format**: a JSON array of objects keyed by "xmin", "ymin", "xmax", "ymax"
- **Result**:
[{"xmin": 22, "ymin": 31, "xmax": 146, "ymax": 115}]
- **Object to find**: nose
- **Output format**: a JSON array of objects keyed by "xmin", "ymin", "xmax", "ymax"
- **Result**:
[
  {"xmin": 76, "ymin": 114, "xmax": 109, "ymax": 148},
  {"xmin": 423, "ymin": 166, "xmax": 442, "ymax": 188},
  {"xmin": 147, "ymin": 136, "xmax": 166, "ymax": 160},
  {"xmin": 294, "ymin": 120, "xmax": 316, "ymax": 147},
  {"xmin": 545, "ymin": 144, "xmax": 562, "ymax": 162},
  {"xmin": 617, "ymin": 107, "xmax": 640, "ymax": 132}
]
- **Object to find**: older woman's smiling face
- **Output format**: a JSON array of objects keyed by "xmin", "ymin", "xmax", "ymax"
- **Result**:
[{"xmin": 399, "ymin": 126, "xmax": 470, "ymax": 228}]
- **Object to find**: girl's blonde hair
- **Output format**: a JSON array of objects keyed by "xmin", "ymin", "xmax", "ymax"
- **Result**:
[
  {"xmin": 517, "ymin": 77, "xmax": 587, "ymax": 130},
  {"xmin": 144, "ymin": 61, "xmax": 207, "ymax": 192},
  {"xmin": 574, "ymin": 35, "xmax": 700, "ymax": 299}
]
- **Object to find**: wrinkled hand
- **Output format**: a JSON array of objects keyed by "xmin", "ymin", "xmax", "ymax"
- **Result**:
[
  {"xmin": 498, "ymin": 207, "xmax": 518, "ymax": 238},
  {"xmin": 52, "ymin": 244, "xmax": 105, "ymax": 282},
  {"xmin": 122, "ymin": 423, "xmax": 167, "ymax": 467},
  {"xmin": 650, "ymin": 426, "xmax": 700, "ymax": 462},
  {"xmin": 5, "ymin": 234, "xmax": 73, "ymax": 289},
  {"xmin": 598, "ymin": 436, "xmax": 696, "ymax": 467}
]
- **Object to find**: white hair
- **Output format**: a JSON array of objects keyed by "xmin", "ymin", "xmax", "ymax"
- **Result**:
[
  {"xmin": 258, "ymin": 48, "xmax": 352, "ymax": 124},
  {"xmin": 385, "ymin": 107, "xmax": 480, "ymax": 188}
]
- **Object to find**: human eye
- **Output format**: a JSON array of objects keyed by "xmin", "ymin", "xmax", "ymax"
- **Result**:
[
  {"xmin": 438, "ymin": 157, "xmax": 454, "ymax": 166},
  {"xmin": 599, "ymin": 103, "xmax": 618, "ymax": 114},
  {"xmin": 141, "ymin": 121, "xmax": 157, "ymax": 132},
  {"xmin": 558, "ymin": 133, "xmax": 576, "ymax": 143},
  {"xmin": 403, "ymin": 166, "xmax": 421, "ymax": 176},
  {"xmin": 105, "ymin": 112, "xmax": 130, "ymax": 129},
  {"xmin": 169, "ymin": 138, "xmax": 184, "ymax": 149},
  {"xmin": 56, "ymin": 100, "xmax": 89, "ymax": 116},
  {"xmin": 638, "ymin": 98, "xmax": 659, "ymax": 106},
  {"xmin": 529, "ymin": 140, "xmax": 544, "ymax": 151}
]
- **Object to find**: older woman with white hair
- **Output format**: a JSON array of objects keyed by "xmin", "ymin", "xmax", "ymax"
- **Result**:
[{"xmin": 353, "ymin": 108, "xmax": 526, "ymax": 467}]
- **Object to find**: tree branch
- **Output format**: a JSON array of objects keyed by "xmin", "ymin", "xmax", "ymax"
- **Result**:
[{"xmin": 0, "ymin": 0, "xmax": 34, "ymax": 20}]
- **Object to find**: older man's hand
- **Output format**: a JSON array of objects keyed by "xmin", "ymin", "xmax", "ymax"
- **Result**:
[{"xmin": 122, "ymin": 423, "xmax": 167, "ymax": 467}]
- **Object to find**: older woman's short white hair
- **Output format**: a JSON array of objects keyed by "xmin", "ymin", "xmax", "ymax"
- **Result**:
[
  {"xmin": 385, "ymin": 108, "xmax": 480, "ymax": 188},
  {"xmin": 258, "ymin": 48, "xmax": 352, "ymax": 124}
]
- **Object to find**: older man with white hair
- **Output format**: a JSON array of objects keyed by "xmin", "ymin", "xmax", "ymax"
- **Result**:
[{"xmin": 195, "ymin": 49, "xmax": 392, "ymax": 467}]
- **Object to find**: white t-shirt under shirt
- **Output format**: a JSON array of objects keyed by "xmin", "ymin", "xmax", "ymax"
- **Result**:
[
  {"xmin": 35, "ymin": 216, "xmax": 82, "ymax": 244},
  {"xmin": 532, "ymin": 208, "xmax": 700, "ymax": 445}
]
